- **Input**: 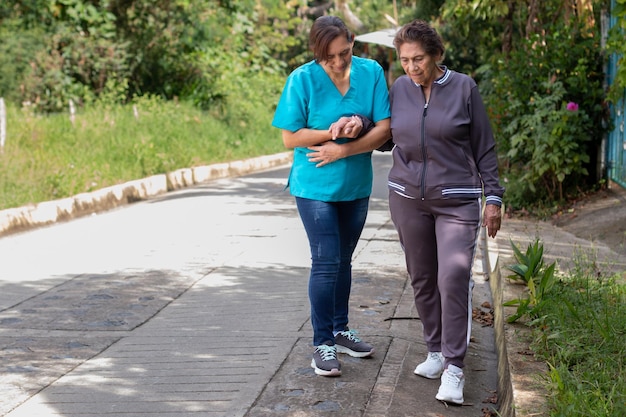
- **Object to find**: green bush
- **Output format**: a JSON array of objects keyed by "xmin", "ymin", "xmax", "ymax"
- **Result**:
[
  {"xmin": 0, "ymin": 22, "xmax": 47, "ymax": 103},
  {"xmin": 20, "ymin": 24, "xmax": 131, "ymax": 112},
  {"xmin": 504, "ymin": 81, "xmax": 592, "ymax": 203}
]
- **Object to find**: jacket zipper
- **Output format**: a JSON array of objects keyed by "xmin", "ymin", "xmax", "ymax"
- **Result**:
[{"xmin": 420, "ymin": 99, "xmax": 429, "ymax": 200}]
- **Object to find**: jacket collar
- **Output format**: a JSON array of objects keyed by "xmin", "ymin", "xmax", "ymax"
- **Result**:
[{"xmin": 412, "ymin": 66, "xmax": 450, "ymax": 87}]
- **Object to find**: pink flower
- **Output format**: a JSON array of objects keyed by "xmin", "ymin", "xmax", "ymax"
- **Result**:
[{"xmin": 566, "ymin": 102, "xmax": 579, "ymax": 111}]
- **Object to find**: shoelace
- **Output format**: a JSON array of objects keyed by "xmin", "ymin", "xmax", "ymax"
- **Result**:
[
  {"xmin": 316, "ymin": 345, "xmax": 337, "ymax": 361},
  {"xmin": 427, "ymin": 352, "xmax": 442, "ymax": 362},
  {"xmin": 339, "ymin": 329, "xmax": 361, "ymax": 342},
  {"xmin": 442, "ymin": 369, "xmax": 463, "ymax": 387}
]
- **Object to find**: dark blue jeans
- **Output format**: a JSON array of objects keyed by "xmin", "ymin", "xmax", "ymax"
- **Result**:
[{"xmin": 295, "ymin": 196, "xmax": 369, "ymax": 346}]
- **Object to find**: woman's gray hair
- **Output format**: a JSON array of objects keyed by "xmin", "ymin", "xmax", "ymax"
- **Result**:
[{"xmin": 393, "ymin": 20, "xmax": 445, "ymax": 58}]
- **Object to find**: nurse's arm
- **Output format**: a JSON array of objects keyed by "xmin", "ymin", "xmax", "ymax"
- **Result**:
[
  {"xmin": 305, "ymin": 118, "xmax": 391, "ymax": 167},
  {"xmin": 281, "ymin": 128, "xmax": 333, "ymax": 149}
]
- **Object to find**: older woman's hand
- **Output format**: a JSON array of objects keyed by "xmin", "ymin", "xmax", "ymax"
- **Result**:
[
  {"xmin": 483, "ymin": 204, "xmax": 502, "ymax": 238},
  {"xmin": 328, "ymin": 115, "xmax": 363, "ymax": 139}
]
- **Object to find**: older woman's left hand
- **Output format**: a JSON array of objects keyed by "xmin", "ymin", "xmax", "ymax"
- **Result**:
[
  {"xmin": 307, "ymin": 141, "xmax": 344, "ymax": 167},
  {"xmin": 329, "ymin": 115, "xmax": 363, "ymax": 140},
  {"xmin": 483, "ymin": 204, "xmax": 502, "ymax": 238}
]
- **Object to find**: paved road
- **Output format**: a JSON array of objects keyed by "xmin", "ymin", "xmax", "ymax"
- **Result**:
[{"xmin": 0, "ymin": 153, "xmax": 499, "ymax": 417}]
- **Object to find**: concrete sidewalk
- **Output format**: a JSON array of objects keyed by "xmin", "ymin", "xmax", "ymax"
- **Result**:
[{"xmin": 2, "ymin": 152, "xmax": 624, "ymax": 417}]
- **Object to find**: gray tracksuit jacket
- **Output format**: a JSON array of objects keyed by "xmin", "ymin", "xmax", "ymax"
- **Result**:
[{"xmin": 388, "ymin": 68, "xmax": 505, "ymax": 205}]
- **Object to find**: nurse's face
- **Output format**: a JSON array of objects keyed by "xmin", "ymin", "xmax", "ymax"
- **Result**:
[{"xmin": 320, "ymin": 36, "xmax": 353, "ymax": 75}]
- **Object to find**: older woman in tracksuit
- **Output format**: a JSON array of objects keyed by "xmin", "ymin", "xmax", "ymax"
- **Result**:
[{"xmin": 388, "ymin": 20, "xmax": 505, "ymax": 405}]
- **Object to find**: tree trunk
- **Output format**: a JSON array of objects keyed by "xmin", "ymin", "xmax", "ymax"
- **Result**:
[
  {"xmin": 501, "ymin": 0, "xmax": 515, "ymax": 56},
  {"xmin": 526, "ymin": 0, "xmax": 539, "ymax": 38},
  {"xmin": 335, "ymin": 0, "xmax": 365, "ymax": 32}
]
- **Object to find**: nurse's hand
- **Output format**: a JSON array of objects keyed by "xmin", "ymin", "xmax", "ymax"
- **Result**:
[{"xmin": 307, "ymin": 141, "xmax": 344, "ymax": 167}]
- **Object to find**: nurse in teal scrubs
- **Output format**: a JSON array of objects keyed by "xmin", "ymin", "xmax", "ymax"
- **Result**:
[{"xmin": 272, "ymin": 15, "xmax": 391, "ymax": 377}]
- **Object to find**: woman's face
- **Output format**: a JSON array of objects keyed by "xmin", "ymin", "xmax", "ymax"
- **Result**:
[
  {"xmin": 320, "ymin": 36, "xmax": 353, "ymax": 75},
  {"xmin": 398, "ymin": 41, "xmax": 441, "ymax": 86}
]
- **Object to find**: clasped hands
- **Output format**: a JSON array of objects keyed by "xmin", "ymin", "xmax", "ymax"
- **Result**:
[{"xmin": 307, "ymin": 115, "xmax": 363, "ymax": 167}]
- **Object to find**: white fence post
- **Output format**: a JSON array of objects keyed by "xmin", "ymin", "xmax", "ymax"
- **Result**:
[
  {"xmin": 69, "ymin": 99, "xmax": 76, "ymax": 125},
  {"xmin": 0, "ymin": 98, "xmax": 6, "ymax": 154}
]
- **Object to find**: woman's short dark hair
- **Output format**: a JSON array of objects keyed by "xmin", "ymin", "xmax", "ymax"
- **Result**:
[
  {"xmin": 309, "ymin": 16, "xmax": 353, "ymax": 63},
  {"xmin": 393, "ymin": 19, "xmax": 445, "ymax": 58}
]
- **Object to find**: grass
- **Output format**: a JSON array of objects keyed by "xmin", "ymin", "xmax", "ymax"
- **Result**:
[
  {"xmin": 0, "ymin": 96, "xmax": 286, "ymax": 211},
  {"xmin": 509, "ymin": 241, "xmax": 626, "ymax": 416}
]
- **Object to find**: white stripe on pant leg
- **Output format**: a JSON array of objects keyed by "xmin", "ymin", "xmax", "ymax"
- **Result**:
[
  {"xmin": 467, "ymin": 278, "xmax": 474, "ymax": 346},
  {"xmin": 467, "ymin": 197, "xmax": 482, "ymax": 346}
]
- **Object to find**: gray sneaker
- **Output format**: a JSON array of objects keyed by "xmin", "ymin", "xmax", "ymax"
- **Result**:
[
  {"xmin": 335, "ymin": 329, "xmax": 374, "ymax": 358},
  {"xmin": 311, "ymin": 342, "xmax": 341, "ymax": 377}
]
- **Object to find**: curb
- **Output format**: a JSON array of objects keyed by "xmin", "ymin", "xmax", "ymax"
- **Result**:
[
  {"xmin": 477, "ymin": 226, "xmax": 515, "ymax": 417},
  {"xmin": 484, "ymin": 223, "xmax": 550, "ymax": 417},
  {"xmin": 0, "ymin": 151, "xmax": 293, "ymax": 237},
  {"xmin": 485, "ymin": 242, "xmax": 516, "ymax": 417}
]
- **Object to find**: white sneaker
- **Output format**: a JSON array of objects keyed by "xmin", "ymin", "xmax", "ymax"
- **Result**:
[
  {"xmin": 435, "ymin": 364, "xmax": 465, "ymax": 405},
  {"xmin": 413, "ymin": 352, "xmax": 444, "ymax": 379}
]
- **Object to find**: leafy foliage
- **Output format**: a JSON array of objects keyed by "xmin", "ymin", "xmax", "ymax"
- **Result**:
[
  {"xmin": 23, "ymin": 24, "xmax": 130, "ymax": 111},
  {"xmin": 504, "ymin": 81, "xmax": 592, "ymax": 202},
  {"xmin": 0, "ymin": 21, "xmax": 47, "ymax": 104},
  {"xmin": 0, "ymin": 0, "xmax": 299, "ymax": 113}
]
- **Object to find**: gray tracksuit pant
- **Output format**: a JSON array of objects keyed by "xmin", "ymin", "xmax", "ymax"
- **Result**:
[{"xmin": 389, "ymin": 190, "xmax": 481, "ymax": 369}]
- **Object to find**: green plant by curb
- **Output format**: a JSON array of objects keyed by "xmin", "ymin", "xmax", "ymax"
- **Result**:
[{"xmin": 503, "ymin": 239, "xmax": 558, "ymax": 324}]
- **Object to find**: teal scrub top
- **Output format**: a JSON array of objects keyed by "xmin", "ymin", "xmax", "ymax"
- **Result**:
[{"xmin": 272, "ymin": 56, "xmax": 391, "ymax": 202}]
